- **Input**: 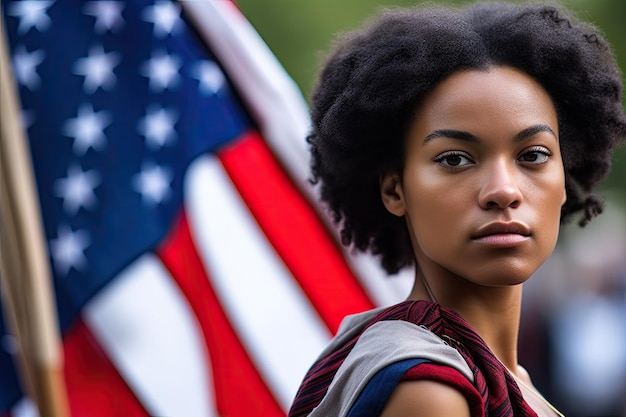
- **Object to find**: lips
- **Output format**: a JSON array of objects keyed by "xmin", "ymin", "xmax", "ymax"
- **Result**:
[{"xmin": 472, "ymin": 221, "xmax": 531, "ymax": 239}]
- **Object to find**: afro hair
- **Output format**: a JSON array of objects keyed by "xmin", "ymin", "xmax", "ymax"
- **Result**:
[{"xmin": 308, "ymin": 1, "xmax": 626, "ymax": 274}]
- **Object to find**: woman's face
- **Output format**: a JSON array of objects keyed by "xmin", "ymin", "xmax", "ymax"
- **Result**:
[{"xmin": 382, "ymin": 66, "xmax": 566, "ymax": 289}]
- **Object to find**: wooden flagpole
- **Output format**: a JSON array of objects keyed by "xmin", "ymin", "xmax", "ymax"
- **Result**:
[{"xmin": 0, "ymin": 9, "xmax": 70, "ymax": 417}]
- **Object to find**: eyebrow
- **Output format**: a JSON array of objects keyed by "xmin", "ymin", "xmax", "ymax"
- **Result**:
[{"xmin": 423, "ymin": 124, "xmax": 557, "ymax": 144}]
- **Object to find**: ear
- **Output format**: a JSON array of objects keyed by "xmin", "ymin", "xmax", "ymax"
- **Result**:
[{"xmin": 380, "ymin": 171, "xmax": 406, "ymax": 217}]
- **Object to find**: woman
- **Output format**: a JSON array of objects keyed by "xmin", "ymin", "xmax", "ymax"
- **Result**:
[{"xmin": 288, "ymin": 2, "xmax": 626, "ymax": 416}]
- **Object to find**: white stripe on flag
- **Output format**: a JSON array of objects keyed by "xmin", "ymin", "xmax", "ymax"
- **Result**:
[
  {"xmin": 349, "ymin": 253, "xmax": 413, "ymax": 307},
  {"xmin": 84, "ymin": 254, "xmax": 215, "ymax": 417},
  {"xmin": 185, "ymin": 154, "xmax": 331, "ymax": 410}
]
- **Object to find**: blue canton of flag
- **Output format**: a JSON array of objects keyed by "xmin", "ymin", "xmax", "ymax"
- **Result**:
[
  {"xmin": 1, "ymin": 0, "xmax": 251, "ymax": 412},
  {"xmin": 4, "ymin": 0, "xmax": 250, "ymax": 329}
]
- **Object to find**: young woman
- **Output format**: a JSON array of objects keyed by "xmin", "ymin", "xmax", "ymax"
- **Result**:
[{"xmin": 288, "ymin": 2, "xmax": 626, "ymax": 416}]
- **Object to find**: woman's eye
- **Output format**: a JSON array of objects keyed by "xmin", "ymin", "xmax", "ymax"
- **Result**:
[
  {"xmin": 434, "ymin": 152, "xmax": 473, "ymax": 168},
  {"xmin": 518, "ymin": 147, "xmax": 551, "ymax": 164}
]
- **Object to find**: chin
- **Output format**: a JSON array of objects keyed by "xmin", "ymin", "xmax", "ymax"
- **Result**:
[
  {"xmin": 489, "ymin": 275, "xmax": 531, "ymax": 287},
  {"xmin": 467, "ymin": 263, "xmax": 538, "ymax": 287}
]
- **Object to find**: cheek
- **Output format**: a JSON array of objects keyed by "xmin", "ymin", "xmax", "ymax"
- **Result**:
[
  {"xmin": 527, "ymin": 166, "xmax": 566, "ymax": 248},
  {"xmin": 403, "ymin": 171, "xmax": 471, "ymax": 251},
  {"xmin": 538, "ymin": 162, "xmax": 566, "ymax": 210}
]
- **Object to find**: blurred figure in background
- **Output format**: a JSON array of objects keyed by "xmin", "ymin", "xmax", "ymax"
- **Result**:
[{"xmin": 521, "ymin": 203, "xmax": 626, "ymax": 417}]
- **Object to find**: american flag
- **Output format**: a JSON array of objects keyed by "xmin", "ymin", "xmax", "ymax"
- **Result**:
[{"xmin": 0, "ymin": 1, "xmax": 412, "ymax": 415}]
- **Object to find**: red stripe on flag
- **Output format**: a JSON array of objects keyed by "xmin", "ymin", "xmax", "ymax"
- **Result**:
[
  {"xmin": 158, "ymin": 213, "xmax": 284, "ymax": 417},
  {"xmin": 218, "ymin": 131, "xmax": 376, "ymax": 333},
  {"xmin": 63, "ymin": 319, "xmax": 149, "ymax": 417}
]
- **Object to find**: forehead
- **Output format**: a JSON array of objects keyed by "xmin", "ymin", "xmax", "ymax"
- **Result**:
[{"xmin": 410, "ymin": 66, "xmax": 558, "ymax": 137}]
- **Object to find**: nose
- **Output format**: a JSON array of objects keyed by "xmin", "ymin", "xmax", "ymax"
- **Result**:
[{"xmin": 478, "ymin": 159, "xmax": 523, "ymax": 210}]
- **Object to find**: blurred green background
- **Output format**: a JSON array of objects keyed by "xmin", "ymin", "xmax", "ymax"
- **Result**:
[{"xmin": 238, "ymin": 0, "xmax": 626, "ymax": 203}]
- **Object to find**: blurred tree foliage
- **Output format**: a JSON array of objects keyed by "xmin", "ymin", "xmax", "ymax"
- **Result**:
[{"xmin": 237, "ymin": 0, "xmax": 625, "ymax": 199}]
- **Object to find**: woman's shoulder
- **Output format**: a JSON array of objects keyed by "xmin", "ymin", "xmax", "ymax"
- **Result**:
[
  {"xmin": 347, "ymin": 320, "xmax": 474, "ymax": 381},
  {"xmin": 381, "ymin": 379, "xmax": 471, "ymax": 417},
  {"xmin": 309, "ymin": 318, "xmax": 475, "ymax": 417}
]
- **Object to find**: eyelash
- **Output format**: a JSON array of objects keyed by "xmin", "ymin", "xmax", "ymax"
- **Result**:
[
  {"xmin": 518, "ymin": 146, "xmax": 552, "ymax": 164},
  {"xmin": 433, "ymin": 146, "xmax": 553, "ymax": 169},
  {"xmin": 433, "ymin": 151, "xmax": 474, "ymax": 169}
]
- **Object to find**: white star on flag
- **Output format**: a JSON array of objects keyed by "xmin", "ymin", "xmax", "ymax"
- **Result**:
[
  {"xmin": 50, "ymin": 225, "xmax": 91, "ymax": 275},
  {"xmin": 7, "ymin": 0, "xmax": 55, "ymax": 35},
  {"xmin": 12, "ymin": 46, "xmax": 45, "ymax": 90},
  {"xmin": 140, "ymin": 50, "xmax": 181, "ymax": 92},
  {"xmin": 132, "ymin": 163, "xmax": 173, "ymax": 205},
  {"xmin": 63, "ymin": 103, "xmax": 111, "ymax": 155},
  {"xmin": 73, "ymin": 44, "xmax": 120, "ymax": 94},
  {"xmin": 83, "ymin": 1, "xmax": 125, "ymax": 34},
  {"xmin": 54, "ymin": 164, "xmax": 101, "ymax": 215},
  {"xmin": 137, "ymin": 106, "xmax": 178, "ymax": 149},
  {"xmin": 141, "ymin": 1, "xmax": 182, "ymax": 38},
  {"xmin": 191, "ymin": 60, "xmax": 225, "ymax": 95}
]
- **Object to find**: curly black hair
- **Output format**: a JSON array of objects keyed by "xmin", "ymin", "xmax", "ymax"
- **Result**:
[{"xmin": 308, "ymin": 1, "xmax": 626, "ymax": 274}]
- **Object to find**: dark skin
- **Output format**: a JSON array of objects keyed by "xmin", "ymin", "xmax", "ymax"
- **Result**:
[{"xmin": 380, "ymin": 66, "xmax": 565, "ymax": 416}]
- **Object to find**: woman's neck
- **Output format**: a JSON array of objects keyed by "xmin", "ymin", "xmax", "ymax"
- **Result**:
[{"xmin": 408, "ymin": 271, "xmax": 523, "ymax": 374}]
